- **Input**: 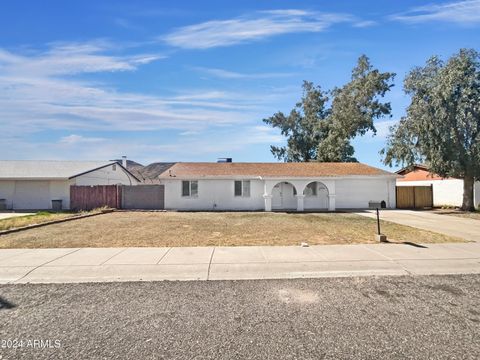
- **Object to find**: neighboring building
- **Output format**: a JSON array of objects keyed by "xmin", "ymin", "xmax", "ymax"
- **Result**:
[
  {"xmin": 396, "ymin": 164, "xmax": 480, "ymax": 208},
  {"xmin": 158, "ymin": 162, "xmax": 398, "ymax": 211},
  {"xmin": 0, "ymin": 160, "xmax": 140, "ymax": 210}
]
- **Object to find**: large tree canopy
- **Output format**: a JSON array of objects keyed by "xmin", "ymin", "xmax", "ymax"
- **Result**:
[
  {"xmin": 263, "ymin": 55, "xmax": 395, "ymax": 162},
  {"xmin": 383, "ymin": 49, "xmax": 480, "ymax": 211}
]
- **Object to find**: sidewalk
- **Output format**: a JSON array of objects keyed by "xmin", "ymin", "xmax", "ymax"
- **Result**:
[
  {"xmin": 0, "ymin": 212, "xmax": 35, "ymax": 220},
  {"xmin": 1, "ymin": 242, "xmax": 479, "ymax": 284}
]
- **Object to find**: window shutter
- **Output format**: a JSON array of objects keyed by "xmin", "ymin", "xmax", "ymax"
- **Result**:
[
  {"xmin": 182, "ymin": 181, "xmax": 190, "ymax": 196},
  {"xmin": 234, "ymin": 181, "xmax": 242, "ymax": 196},
  {"xmin": 191, "ymin": 181, "xmax": 198, "ymax": 197},
  {"xmin": 243, "ymin": 180, "xmax": 250, "ymax": 197}
]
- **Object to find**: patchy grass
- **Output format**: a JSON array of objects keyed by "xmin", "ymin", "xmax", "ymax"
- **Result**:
[{"xmin": 0, "ymin": 211, "xmax": 462, "ymax": 249}]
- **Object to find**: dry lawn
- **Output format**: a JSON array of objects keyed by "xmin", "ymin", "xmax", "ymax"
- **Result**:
[{"xmin": 0, "ymin": 211, "xmax": 461, "ymax": 249}]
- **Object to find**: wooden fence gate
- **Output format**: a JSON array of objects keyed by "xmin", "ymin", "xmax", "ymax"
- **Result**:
[
  {"xmin": 70, "ymin": 185, "xmax": 121, "ymax": 211},
  {"xmin": 70, "ymin": 185, "xmax": 165, "ymax": 211},
  {"xmin": 396, "ymin": 186, "xmax": 433, "ymax": 209}
]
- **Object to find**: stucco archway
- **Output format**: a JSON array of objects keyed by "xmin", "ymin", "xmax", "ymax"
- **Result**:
[
  {"xmin": 303, "ymin": 181, "xmax": 329, "ymax": 210},
  {"xmin": 271, "ymin": 181, "xmax": 298, "ymax": 210}
]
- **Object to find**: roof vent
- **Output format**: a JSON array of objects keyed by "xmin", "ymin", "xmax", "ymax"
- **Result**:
[{"xmin": 217, "ymin": 158, "xmax": 232, "ymax": 163}]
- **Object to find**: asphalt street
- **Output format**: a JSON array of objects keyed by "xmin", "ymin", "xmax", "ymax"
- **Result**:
[{"xmin": 1, "ymin": 275, "xmax": 479, "ymax": 359}]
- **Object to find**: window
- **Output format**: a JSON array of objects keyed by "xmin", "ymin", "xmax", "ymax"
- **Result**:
[
  {"xmin": 112, "ymin": 164, "xmax": 116, "ymax": 171},
  {"xmin": 234, "ymin": 180, "xmax": 250, "ymax": 197},
  {"xmin": 182, "ymin": 180, "xmax": 198, "ymax": 197},
  {"xmin": 305, "ymin": 183, "xmax": 317, "ymax": 196}
]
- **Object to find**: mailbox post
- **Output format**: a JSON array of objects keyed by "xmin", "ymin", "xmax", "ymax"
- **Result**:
[{"xmin": 369, "ymin": 201, "xmax": 388, "ymax": 243}]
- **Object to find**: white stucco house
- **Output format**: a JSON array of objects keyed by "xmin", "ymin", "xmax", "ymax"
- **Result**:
[
  {"xmin": 0, "ymin": 160, "xmax": 140, "ymax": 210},
  {"xmin": 396, "ymin": 164, "xmax": 480, "ymax": 208},
  {"xmin": 158, "ymin": 162, "xmax": 398, "ymax": 211}
]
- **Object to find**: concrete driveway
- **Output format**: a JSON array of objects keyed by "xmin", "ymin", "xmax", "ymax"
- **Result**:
[
  {"xmin": 356, "ymin": 210, "xmax": 480, "ymax": 242},
  {"xmin": 0, "ymin": 212, "xmax": 34, "ymax": 220}
]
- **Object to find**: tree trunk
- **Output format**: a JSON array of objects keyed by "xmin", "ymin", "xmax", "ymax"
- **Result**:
[{"xmin": 461, "ymin": 175, "xmax": 475, "ymax": 211}]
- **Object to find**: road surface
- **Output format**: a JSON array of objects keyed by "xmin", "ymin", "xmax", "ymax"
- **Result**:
[{"xmin": 1, "ymin": 275, "xmax": 479, "ymax": 359}]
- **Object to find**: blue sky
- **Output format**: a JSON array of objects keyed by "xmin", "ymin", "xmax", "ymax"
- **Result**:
[{"xmin": 1, "ymin": 0, "xmax": 479, "ymax": 169}]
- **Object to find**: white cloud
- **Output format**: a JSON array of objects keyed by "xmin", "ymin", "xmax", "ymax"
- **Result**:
[
  {"xmin": 391, "ymin": 0, "xmax": 480, "ymax": 24},
  {"xmin": 374, "ymin": 119, "xmax": 398, "ymax": 140},
  {"xmin": 0, "ymin": 124, "xmax": 285, "ymax": 163},
  {"xmin": 162, "ymin": 10, "xmax": 353, "ymax": 49},
  {"xmin": 0, "ymin": 41, "xmax": 162, "ymax": 78},
  {"xmin": 0, "ymin": 41, "xmax": 296, "ymax": 163},
  {"xmin": 353, "ymin": 20, "xmax": 377, "ymax": 28},
  {"xmin": 193, "ymin": 66, "xmax": 296, "ymax": 79},
  {"xmin": 0, "ymin": 42, "xmax": 270, "ymax": 138},
  {"xmin": 59, "ymin": 134, "xmax": 107, "ymax": 145}
]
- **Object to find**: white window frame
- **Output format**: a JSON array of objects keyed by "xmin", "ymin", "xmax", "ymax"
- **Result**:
[
  {"xmin": 234, "ymin": 180, "xmax": 250, "ymax": 197},
  {"xmin": 182, "ymin": 180, "xmax": 198, "ymax": 198}
]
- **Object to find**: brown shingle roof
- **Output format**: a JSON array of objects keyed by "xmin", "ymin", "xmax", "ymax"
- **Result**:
[{"xmin": 158, "ymin": 162, "xmax": 396, "ymax": 178}]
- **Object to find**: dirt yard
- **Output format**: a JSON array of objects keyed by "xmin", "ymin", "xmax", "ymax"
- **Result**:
[{"xmin": 0, "ymin": 211, "xmax": 462, "ymax": 249}]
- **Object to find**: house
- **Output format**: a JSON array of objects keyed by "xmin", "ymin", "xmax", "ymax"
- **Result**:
[
  {"xmin": 157, "ymin": 162, "xmax": 398, "ymax": 211},
  {"xmin": 396, "ymin": 164, "xmax": 480, "ymax": 208},
  {"xmin": 0, "ymin": 159, "xmax": 140, "ymax": 210}
]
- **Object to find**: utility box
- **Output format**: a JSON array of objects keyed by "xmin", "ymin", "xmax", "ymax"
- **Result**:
[
  {"xmin": 51, "ymin": 199, "xmax": 63, "ymax": 211},
  {"xmin": 368, "ymin": 201, "xmax": 382, "ymax": 209},
  {"xmin": 0, "ymin": 199, "xmax": 6, "ymax": 211}
]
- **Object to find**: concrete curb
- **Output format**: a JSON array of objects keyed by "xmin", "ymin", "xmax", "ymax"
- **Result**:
[{"xmin": 0, "ymin": 210, "xmax": 114, "ymax": 236}]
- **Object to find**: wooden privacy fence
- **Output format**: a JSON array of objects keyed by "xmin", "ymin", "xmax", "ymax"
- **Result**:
[
  {"xmin": 396, "ymin": 185, "xmax": 433, "ymax": 209},
  {"xmin": 70, "ymin": 185, "xmax": 121, "ymax": 211},
  {"xmin": 70, "ymin": 185, "xmax": 165, "ymax": 211}
]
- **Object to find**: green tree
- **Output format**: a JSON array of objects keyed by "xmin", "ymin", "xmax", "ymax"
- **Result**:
[
  {"xmin": 382, "ymin": 49, "xmax": 480, "ymax": 211},
  {"xmin": 263, "ymin": 55, "xmax": 395, "ymax": 162}
]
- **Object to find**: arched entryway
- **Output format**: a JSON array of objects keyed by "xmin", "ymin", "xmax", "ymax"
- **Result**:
[
  {"xmin": 271, "ymin": 182, "xmax": 297, "ymax": 210},
  {"xmin": 303, "ymin": 181, "xmax": 329, "ymax": 210}
]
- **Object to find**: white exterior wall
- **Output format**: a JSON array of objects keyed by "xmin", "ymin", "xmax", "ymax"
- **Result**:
[
  {"xmin": 0, "ymin": 180, "xmax": 16, "ymax": 210},
  {"xmin": 161, "ymin": 179, "xmax": 265, "ymax": 211},
  {"xmin": 0, "ymin": 164, "xmax": 138, "ymax": 210},
  {"xmin": 161, "ymin": 177, "xmax": 396, "ymax": 211},
  {"xmin": 49, "ymin": 180, "xmax": 71, "ymax": 209},
  {"xmin": 335, "ymin": 178, "xmax": 396, "ymax": 209},
  {"xmin": 73, "ymin": 165, "xmax": 137, "ymax": 186},
  {"xmin": 0, "ymin": 179, "xmax": 71, "ymax": 210},
  {"xmin": 396, "ymin": 179, "xmax": 478, "ymax": 208}
]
